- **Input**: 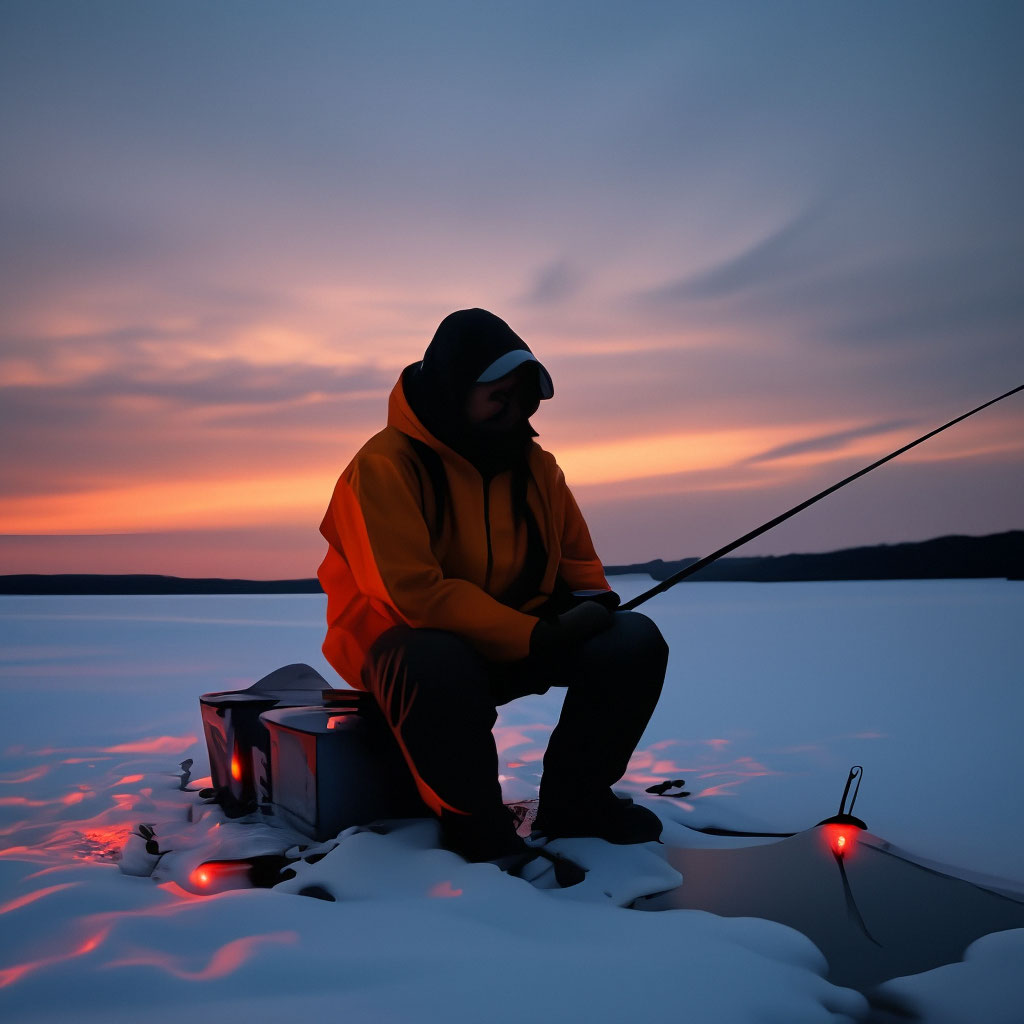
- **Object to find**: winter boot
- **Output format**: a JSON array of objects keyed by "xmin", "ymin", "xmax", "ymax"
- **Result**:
[
  {"xmin": 535, "ymin": 787, "xmax": 663, "ymax": 844},
  {"xmin": 441, "ymin": 805, "xmax": 527, "ymax": 863}
]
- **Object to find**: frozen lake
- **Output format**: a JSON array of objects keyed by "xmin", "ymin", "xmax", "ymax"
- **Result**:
[
  {"xmin": 2, "ymin": 578, "xmax": 1020, "ymax": 883},
  {"xmin": 1, "ymin": 579, "xmax": 1022, "ymax": 1023}
]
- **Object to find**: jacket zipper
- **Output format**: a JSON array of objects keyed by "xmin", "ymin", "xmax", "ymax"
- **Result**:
[{"xmin": 482, "ymin": 477, "xmax": 494, "ymax": 592}]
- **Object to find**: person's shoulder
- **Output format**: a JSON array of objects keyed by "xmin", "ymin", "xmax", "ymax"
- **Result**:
[
  {"xmin": 356, "ymin": 425, "xmax": 409, "ymax": 459},
  {"xmin": 346, "ymin": 427, "xmax": 421, "ymax": 479},
  {"xmin": 528, "ymin": 441, "xmax": 566, "ymax": 485}
]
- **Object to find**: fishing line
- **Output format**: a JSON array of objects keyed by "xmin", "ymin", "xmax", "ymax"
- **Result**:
[{"xmin": 622, "ymin": 384, "xmax": 1023, "ymax": 611}]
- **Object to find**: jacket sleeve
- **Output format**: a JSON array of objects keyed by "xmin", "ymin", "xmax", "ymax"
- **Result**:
[
  {"xmin": 322, "ymin": 450, "xmax": 539, "ymax": 662},
  {"xmin": 554, "ymin": 466, "xmax": 613, "ymax": 593}
]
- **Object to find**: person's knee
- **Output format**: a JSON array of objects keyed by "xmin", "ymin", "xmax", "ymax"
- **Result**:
[
  {"xmin": 570, "ymin": 611, "xmax": 667, "ymax": 697},
  {"xmin": 603, "ymin": 612, "xmax": 668, "ymax": 703},
  {"xmin": 365, "ymin": 627, "xmax": 494, "ymax": 710},
  {"xmin": 612, "ymin": 611, "xmax": 669, "ymax": 666}
]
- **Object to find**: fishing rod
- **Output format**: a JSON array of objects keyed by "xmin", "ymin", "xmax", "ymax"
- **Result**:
[{"xmin": 621, "ymin": 383, "xmax": 1023, "ymax": 611}]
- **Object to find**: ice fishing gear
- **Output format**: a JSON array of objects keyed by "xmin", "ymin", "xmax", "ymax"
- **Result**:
[
  {"xmin": 199, "ymin": 663, "xmax": 331, "ymax": 815},
  {"xmin": 818, "ymin": 765, "xmax": 868, "ymax": 851},
  {"xmin": 643, "ymin": 765, "xmax": 879, "ymax": 937},
  {"xmin": 813, "ymin": 767, "xmax": 877, "ymax": 943},
  {"xmin": 200, "ymin": 664, "xmax": 425, "ymax": 836},
  {"xmin": 644, "ymin": 764, "xmax": 868, "ymax": 845},
  {"xmin": 189, "ymin": 855, "xmax": 293, "ymax": 894},
  {"xmin": 622, "ymin": 383, "xmax": 1024, "ymax": 611}
]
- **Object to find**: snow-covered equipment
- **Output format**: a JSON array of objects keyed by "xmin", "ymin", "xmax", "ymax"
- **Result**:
[
  {"xmin": 200, "ymin": 664, "xmax": 425, "ymax": 837},
  {"xmin": 624, "ymin": 383, "xmax": 1023, "ymax": 610}
]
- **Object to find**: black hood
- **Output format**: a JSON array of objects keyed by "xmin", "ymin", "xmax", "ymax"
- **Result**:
[{"xmin": 402, "ymin": 308, "xmax": 552, "ymax": 477}]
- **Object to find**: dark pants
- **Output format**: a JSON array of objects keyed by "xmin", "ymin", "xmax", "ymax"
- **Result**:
[{"xmin": 361, "ymin": 611, "xmax": 668, "ymax": 857}]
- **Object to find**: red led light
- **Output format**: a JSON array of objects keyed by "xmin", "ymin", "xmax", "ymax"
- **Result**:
[
  {"xmin": 188, "ymin": 860, "xmax": 257, "ymax": 895},
  {"xmin": 823, "ymin": 824, "xmax": 859, "ymax": 858},
  {"xmin": 230, "ymin": 755, "xmax": 242, "ymax": 781}
]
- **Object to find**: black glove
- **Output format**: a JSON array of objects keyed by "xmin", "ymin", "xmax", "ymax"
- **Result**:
[
  {"xmin": 529, "ymin": 600, "xmax": 614, "ymax": 659},
  {"xmin": 567, "ymin": 589, "xmax": 620, "ymax": 613}
]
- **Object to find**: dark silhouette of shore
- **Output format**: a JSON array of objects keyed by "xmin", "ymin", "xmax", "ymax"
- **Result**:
[
  {"xmin": 0, "ymin": 575, "xmax": 322, "ymax": 595},
  {"xmin": 1, "ymin": 532, "xmax": 1019, "ymax": 594},
  {"xmin": 605, "ymin": 531, "xmax": 1022, "ymax": 583}
]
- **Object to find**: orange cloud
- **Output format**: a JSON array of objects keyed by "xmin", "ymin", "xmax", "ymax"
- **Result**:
[
  {"xmin": 556, "ymin": 420, "xmax": 877, "ymax": 486},
  {"xmin": 0, "ymin": 471, "xmax": 331, "ymax": 534}
]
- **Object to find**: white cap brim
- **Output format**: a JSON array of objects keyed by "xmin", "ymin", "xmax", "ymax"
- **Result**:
[{"xmin": 475, "ymin": 350, "xmax": 554, "ymax": 399}]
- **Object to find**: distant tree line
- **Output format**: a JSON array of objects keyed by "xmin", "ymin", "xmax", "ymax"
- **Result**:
[
  {"xmin": 604, "ymin": 531, "xmax": 1022, "ymax": 583},
  {"xmin": 0, "ymin": 531, "xmax": 1020, "ymax": 594}
]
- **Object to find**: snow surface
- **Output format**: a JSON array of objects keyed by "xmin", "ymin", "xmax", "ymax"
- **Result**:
[
  {"xmin": 1, "ymin": 578, "xmax": 1021, "ymax": 1022},
  {"xmin": 874, "ymin": 928, "xmax": 1024, "ymax": 1024}
]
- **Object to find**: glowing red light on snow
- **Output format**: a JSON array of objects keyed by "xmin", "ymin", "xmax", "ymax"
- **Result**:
[
  {"xmin": 823, "ymin": 823, "xmax": 859, "ymax": 858},
  {"xmin": 77, "ymin": 933, "xmax": 103, "ymax": 954},
  {"xmin": 102, "ymin": 735, "xmax": 197, "ymax": 755},
  {"xmin": 0, "ymin": 925, "xmax": 111, "ymax": 989},
  {"xmin": 0, "ymin": 883, "xmax": 78, "ymax": 916},
  {"xmin": 188, "ymin": 860, "xmax": 256, "ymax": 894},
  {"xmin": 428, "ymin": 880, "xmax": 463, "ymax": 899},
  {"xmin": 105, "ymin": 931, "xmax": 298, "ymax": 980}
]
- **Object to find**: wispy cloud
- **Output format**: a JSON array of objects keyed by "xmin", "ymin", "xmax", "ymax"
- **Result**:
[
  {"xmin": 635, "ymin": 204, "xmax": 830, "ymax": 305},
  {"xmin": 740, "ymin": 420, "xmax": 914, "ymax": 466},
  {"xmin": 518, "ymin": 260, "xmax": 583, "ymax": 306}
]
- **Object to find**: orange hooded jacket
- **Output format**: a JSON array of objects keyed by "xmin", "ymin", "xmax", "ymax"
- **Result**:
[{"xmin": 317, "ymin": 373, "xmax": 612, "ymax": 687}]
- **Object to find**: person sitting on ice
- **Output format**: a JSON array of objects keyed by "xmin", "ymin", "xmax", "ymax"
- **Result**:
[{"xmin": 317, "ymin": 308, "xmax": 668, "ymax": 868}]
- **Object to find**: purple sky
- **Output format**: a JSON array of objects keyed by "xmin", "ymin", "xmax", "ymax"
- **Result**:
[{"xmin": 1, "ymin": 1, "xmax": 1021, "ymax": 576}]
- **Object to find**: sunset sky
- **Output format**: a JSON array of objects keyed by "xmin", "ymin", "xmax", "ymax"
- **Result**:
[{"xmin": 2, "ymin": 1, "xmax": 1022, "ymax": 578}]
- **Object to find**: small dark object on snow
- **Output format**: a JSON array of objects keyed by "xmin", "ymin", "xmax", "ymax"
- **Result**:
[
  {"xmin": 245, "ymin": 854, "xmax": 294, "ymax": 888},
  {"xmin": 298, "ymin": 885, "xmax": 336, "ymax": 902},
  {"xmin": 549, "ymin": 852, "xmax": 587, "ymax": 888},
  {"xmin": 499, "ymin": 847, "xmax": 587, "ymax": 888},
  {"xmin": 646, "ymin": 779, "xmax": 690, "ymax": 798}
]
